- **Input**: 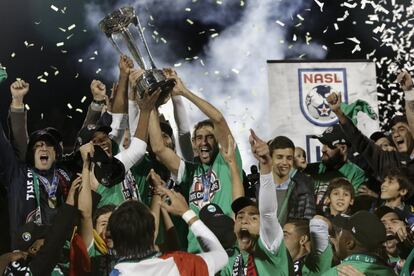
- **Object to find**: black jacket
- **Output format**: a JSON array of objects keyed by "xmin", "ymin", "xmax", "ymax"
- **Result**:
[{"xmin": 339, "ymin": 115, "xmax": 414, "ymax": 184}]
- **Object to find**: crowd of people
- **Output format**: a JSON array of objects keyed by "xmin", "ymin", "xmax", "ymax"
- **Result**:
[{"xmin": 0, "ymin": 55, "xmax": 413, "ymax": 276}]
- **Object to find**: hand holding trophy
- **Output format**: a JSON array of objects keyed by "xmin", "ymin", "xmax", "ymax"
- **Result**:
[{"xmin": 99, "ymin": 6, "xmax": 174, "ymax": 106}]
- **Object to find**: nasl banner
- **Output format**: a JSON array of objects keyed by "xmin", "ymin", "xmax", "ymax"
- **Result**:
[{"xmin": 267, "ymin": 60, "xmax": 379, "ymax": 163}]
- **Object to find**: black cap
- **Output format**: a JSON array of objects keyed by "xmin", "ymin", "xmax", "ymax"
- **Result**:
[
  {"xmin": 231, "ymin": 197, "xmax": 257, "ymax": 215},
  {"xmin": 375, "ymin": 206, "xmax": 405, "ymax": 221},
  {"xmin": 15, "ymin": 222, "xmax": 49, "ymax": 251},
  {"xmin": 76, "ymin": 124, "xmax": 112, "ymax": 149},
  {"xmin": 332, "ymin": 210, "xmax": 386, "ymax": 250},
  {"xmin": 26, "ymin": 129, "xmax": 60, "ymax": 165},
  {"xmin": 92, "ymin": 145, "xmax": 125, "ymax": 187},
  {"xmin": 44, "ymin": 127, "xmax": 63, "ymax": 144},
  {"xmin": 159, "ymin": 121, "xmax": 173, "ymax": 138},
  {"xmin": 199, "ymin": 204, "xmax": 236, "ymax": 249},
  {"xmin": 311, "ymin": 124, "xmax": 348, "ymax": 149},
  {"xmin": 369, "ymin": 131, "xmax": 387, "ymax": 143}
]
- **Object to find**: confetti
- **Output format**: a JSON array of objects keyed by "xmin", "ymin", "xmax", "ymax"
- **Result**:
[
  {"xmin": 96, "ymin": 68, "xmax": 101, "ymax": 74},
  {"xmin": 81, "ymin": 96, "xmax": 87, "ymax": 103},
  {"xmin": 40, "ymin": 78, "xmax": 47, "ymax": 83},
  {"xmin": 313, "ymin": 0, "xmax": 324, "ymax": 12},
  {"xmin": 67, "ymin": 24, "xmax": 76, "ymax": 31},
  {"xmin": 211, "ymin": 33, "xmax": 219, "ymax": 38},
  {"xmin": 56, "ymin": 42, "xmax": 64, "ymax": 47},
  {"xmin": 67, "ymin": 103, "xmax": 73, "ymax": 109},
  {"xmin": 76, "ymin": 109, "xmax": 83, "ymax": 113},
  {"xmin": 276, "ymin": 20, "xmax": 285, "ymax": 27},
  {"xmin": 231, "ymin": 68, "xmax": 240, "ymax": 74},
  {"xmin": 186, "ymin": 19, "xmax": 194, "ymax": 25},
  {"xmin": 50, "ymin": 5, "xmax": 59, "ymax": 12},
  {"xmin": 25, "ymin": 104, "xmax": 30, "ymax": 110}
]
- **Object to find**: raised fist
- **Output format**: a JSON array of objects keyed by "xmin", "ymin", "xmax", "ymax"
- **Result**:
[
  {"xmin": 10, "ymin": 79, "xmax": 29, "ymax": 99},
  {"xmin": 90, "ymin": 80, "xmax": 106, "ymax": 101}
]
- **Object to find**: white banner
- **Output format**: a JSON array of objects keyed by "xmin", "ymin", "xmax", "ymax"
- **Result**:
[{"xmin": 267, "ymin": 60, "xmax": 379, "ymax": 163}]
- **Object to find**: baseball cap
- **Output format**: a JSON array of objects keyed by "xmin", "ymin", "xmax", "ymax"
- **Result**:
[
  {"xmin": 231, "ymin": 197, "xmax": 257, "ymax": 215},
  {"xmin": 76, "ymin": 123, "xmax": 112, "ymax": 149},
  {"xmin": 332, "ymin": 210, "xmax": 386, "ymax": 250},
  {"xmin": 369, "ymin": 131, "xmax": 387, "ymax": 143},
  {"xmin": 375, "ymin": 206, "xmax": 405, "ymax": 221},
  {"xmin": 26, "ymin": 129, "xmax": 61, "ymax": 165},
  {"xmin": 199, "ymin": 204, "xmax": 236, "ymax": 249},
  {"xmin": 15, "ymin": 222, "xmax": 49, "ymax": 251},
  {"xmin": 311, "ymin": 124, "xmax": 348, "ymax": 149},
  {"xmin": 91, "ymin": 145, "xmax": 125, "ymax": 187}
]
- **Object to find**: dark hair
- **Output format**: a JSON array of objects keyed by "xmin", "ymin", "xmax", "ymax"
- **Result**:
[
  {"xmin": 286, "ymin": 218, "xmax": 310, "ymax": 239},
  {"xmin": 192, "ymin": 119, "xmax": 214, "ymax": 139},
  {"xmin": 269, "ymin": 136, "xmax": 295, "ymax": 154},
  {"xmin": 384, "ymin": 167, "xmax": 413, "ymax": 200},
  {"xmin": 93, "ymin": 204, "xmax": 116, "ymax": 228},
  {"xmin": 326, "ymin": 178, "xmax": 355, "ymax": 199},
  {"xmin": 108, "ymin": 201, "xmax": 155, "ymax": 258}
]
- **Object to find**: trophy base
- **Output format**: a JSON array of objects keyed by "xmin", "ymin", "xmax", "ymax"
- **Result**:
[{"xmin": 136, "ymin": 69, "xmax": 175, "ymax": 106}]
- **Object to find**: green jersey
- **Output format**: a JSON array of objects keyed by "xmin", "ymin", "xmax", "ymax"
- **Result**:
[
  {"xmin": 220, "ymin": 238, "xmax": 293, "ymax": 276},
  {"xmin": 322, "ymin": 254, "xmax": 395, "ymax": 276},
  {"xmin": 301, "ymin": 244, "xmax": 334, "ymax": 275},
  {"xmin": 305, "ymin": 161, "xmax": 367, "ymax": 206},
  {"xmin": 178, "ymin": 147, "xmax": 242, "ymax": 253},
  {"xmin": 401, "ymin": 248, "xmax": 414, "ymax": 276}
]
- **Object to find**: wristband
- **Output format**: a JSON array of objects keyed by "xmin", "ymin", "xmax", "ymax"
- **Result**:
[
  {"xmin": 182, "ymin": 209, "xmax": 197, "ymax": 224},
  {"xmin": 92, "ymin": 99, "xmax": 106, "ymax": 105},
  {"xmin": 405, "ymin": 89, "xmax": 414, "ymax": 101}
]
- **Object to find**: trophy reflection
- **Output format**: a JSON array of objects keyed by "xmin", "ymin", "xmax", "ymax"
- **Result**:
[{"xmin": 99, "ymin": 6, "xmax": 174, "ymax": 104}]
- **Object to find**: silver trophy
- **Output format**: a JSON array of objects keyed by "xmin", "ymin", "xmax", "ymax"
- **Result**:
[{"xmin": 99, "ymin": 6, "xmax": 174, "ymax": 104}]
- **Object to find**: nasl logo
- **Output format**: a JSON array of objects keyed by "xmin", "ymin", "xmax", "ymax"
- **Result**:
[{"xmin": 298, "ymin": 68, "xmax": 348, "ymax": 126}]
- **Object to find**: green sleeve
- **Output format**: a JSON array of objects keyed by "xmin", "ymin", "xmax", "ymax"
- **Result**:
[{"xmin": 321, "ymin": 267, "xmax": 338, "ymax": 276}]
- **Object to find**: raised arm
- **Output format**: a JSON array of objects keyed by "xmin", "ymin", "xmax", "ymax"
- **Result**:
[
  {"xmin": 82, "ymin": 80, "xmax": 108, "ymax": 128},
  {"xmin": 148, "ymin": 109, "xmax": 181, "ymax": 176},
  {"xmin": 221, "ymin": 134, "xmax": 244, "ymax": 201},
  {"xmin": 78, "ymin": 142, "xmax": 94, "ymax": 248},
  {"xmin": 327, "ymin": 92, "xmax": 397, "ymax": 179},
  {"xmin": 397, "ymin": 70, "xmax": 414, "ymax": 136},
  {"xmin": 250, "ymin": 129, "xmax": 283, "ymax": 252},
  {"xmin": 164, "ymin": 68, "xmax": 194, "ymax": 161},
  {"xmin": 9, "ymin": 80, "xmax": 29, "ymax": 161},
  {"xmin": 158, "ymin": 186, "xmax": 228, "ymax": 275},
  {"xmin": 168, "ymin": 70, "xmax": 232, "ymax": 150},
  {"xmin": 114, "ymin": 89, "xmax": 160, "ymax": 172}
]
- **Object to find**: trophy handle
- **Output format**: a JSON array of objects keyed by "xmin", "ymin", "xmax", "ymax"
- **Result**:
[
  {"xmin": 135, "ymin": 16, "xmax": 157, "ymax": 70},
  {"xmin": 122, "ymin": 29, "xmax": 147, "ymax": 69}
]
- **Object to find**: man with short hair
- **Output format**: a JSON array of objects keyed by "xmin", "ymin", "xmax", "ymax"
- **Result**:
[
  {"xmin": 256, "ymin": 136, "xmax": 315, "ymax": 225},
  {"xmin": 108, "ymin": 186, "xmax": 228, "ymax": 275},
  {"xmin": 220, "ymin": 130, "xmax": 293, "ymax": 276},
  {"xmin": 148, "ymin": 72, "xmax": 242, "ymax": 253},
  {"xmin": 327, "ymin": 91, "xmax": 414, "ymax": 198},
  {"xmin": 305, "ymin": 124, "xmax": 367, "ymax": 208},
  {"xmin": 323, "ymin": 210, "xmax": 394, "ymax": 275}
]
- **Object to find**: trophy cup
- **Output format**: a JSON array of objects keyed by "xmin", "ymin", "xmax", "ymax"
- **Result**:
[{"xmin": 99, "ymin": 6, "xmax": 174, "ymax": 104}]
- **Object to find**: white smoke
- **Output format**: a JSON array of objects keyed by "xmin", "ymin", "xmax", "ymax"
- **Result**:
[{"xmin": 83, "ymin": 0, "xmax": 326, "ymax": 171}]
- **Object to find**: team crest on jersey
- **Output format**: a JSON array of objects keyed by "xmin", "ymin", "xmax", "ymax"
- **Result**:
[
  {"xmin": 189, "ymin": 171, "xmax": 220, "ymax": 209},
  {"xmin": 298, "ymin": 68, "xmax": 348, "ymax": 126}
]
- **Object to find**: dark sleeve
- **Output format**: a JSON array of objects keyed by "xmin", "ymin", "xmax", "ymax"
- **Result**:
[
  {"xmin": 339, "ymin": 115, "xmax": 400, "ymax": 180},
  {"xmin": 0, "ymin": 119, "xmax": 22, "ymax": 188},
  {"xmin": 293, "ymin": 173, "xmax": 316, "ymax": 219},
  {"xmin": 9, "ymin": 109, "xmax": 28, "ymax": 161},
  {"xmin": 82, "ymin": 104, "xmax": 103, "ymax": 128},
  {"xmin": 29, "ymin": 203, "xmax": 78, "ymax": 276}
]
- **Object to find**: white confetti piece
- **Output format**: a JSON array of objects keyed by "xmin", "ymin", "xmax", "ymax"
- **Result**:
[
  {"xmin": 44, "ymin": 72, "xmax": 49, "ymax": 76},
  {"xmin": 56, "ymin": 42, "xmax": 64, "ymax": 47},
  {"xmin": 313, "ymin": 0, "xmax": 324, "ymax": 12},
  {"xmin": 185, "ymin": 8, "xmax": 191, "ymax": 12},
  {"xmin": 186, "ymin": 19, "xmax": 194, "ymax": 25},
  {"xmin": 25, "ymin": 104, "xmax": 30, "ymax": 110},
  {"xmin": 334, "ymin": 23, "xmax": 339, "ymax": 30},
  {"xmin": 343, "ymin": 2, "xmax": 357, "ymax": 8},
  {"xmin": 174, "ymin": 63, "xmax": 182, "ymax": 67},
  {"xmin": 78, "ymin": 59, "xmax": 83, "ymax": 63},
  {"xmin": 40, "ymin": 78, "xmax": 47, "ymax": 83},
  {"xmin": 231, "ymin": 68, "xmax": 240, "ymax": 74},
  {"xmin": 67, "ymin": 24, "xmax": 76, "ymax": 31},
  {"xmin": 211, "ymin": 33, "xmax": 219, "ymax": 38},
  {"xmin": 276, "ymin": 20, "xmax": 285, "ymax": 27},
  {"xmin": 347, "ymin": 37, "xmax": 361, "ymax": 44},
  {"xmin": 81, "ymin": 96, "xmax": 87, "ymax": 103},
  {"xmin": 50, "ymin": 5, "xmax": 59, "ymax": 12},
  {"xmin": 96, "ymin": 68, "xmax": 101, "ymax": 74},
  {"xmin": 67, "ymin": 103, "xmax": 73, "ymax": 109},
  {"xmin": 297, "ymin": 14, "xmax": 304, "ymax": 21},
  {"xmin": 54, "ymin": 71, "xmax": 59, "ymax": 76},
  {"xmin": 76, "ymin": 109, "xmax": 83, "ymax": 113},
  {"xmin": 293, "ymin": 34, "xmax": 297, "ymax": 41}
]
